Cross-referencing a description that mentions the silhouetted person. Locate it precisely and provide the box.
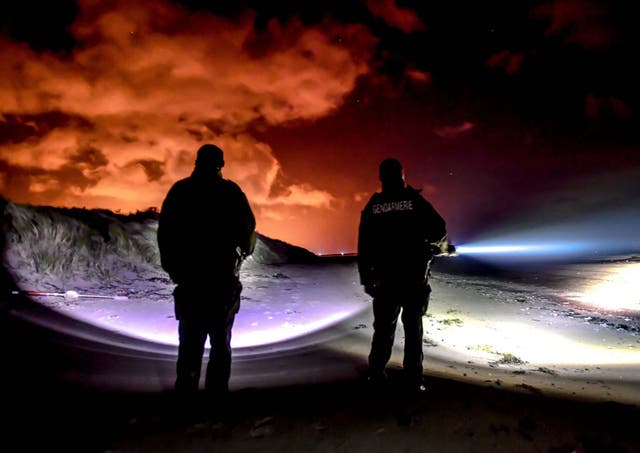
[158,144,256,401]
[358,158,449,393]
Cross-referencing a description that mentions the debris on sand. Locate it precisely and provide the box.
[492,353,527,366]
[250,416,275,438]
[516,383,543,395]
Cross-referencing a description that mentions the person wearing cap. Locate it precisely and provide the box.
[158,144,256,403]
[357,158,449,394]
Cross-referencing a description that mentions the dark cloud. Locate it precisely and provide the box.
[486,50,525,75]
[531,0,616,50]
[0,111,93,145]
[0,159,32,199]
[585,94,632,120]
[133,159,166,182]
[70,145,109,169]
[54,163,102,191]
[0,158,102,206]
[0,117,37,145]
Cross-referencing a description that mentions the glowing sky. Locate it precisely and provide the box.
[1,1,638,253]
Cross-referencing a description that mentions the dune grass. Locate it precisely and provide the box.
[2,202,163,289]
[1,200,313,292]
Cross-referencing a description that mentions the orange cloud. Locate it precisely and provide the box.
[0,0,377,228]
[406,69,432,83]
[365,0,426,33]
[262,184,335,208]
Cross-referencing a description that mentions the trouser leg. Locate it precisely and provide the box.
[368,293,401,376]
[204,311,237,394]
[176,319,208,393]
[400,284,431,386]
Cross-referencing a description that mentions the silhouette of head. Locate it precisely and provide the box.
[195,144,225,170]
[379,158,405,191]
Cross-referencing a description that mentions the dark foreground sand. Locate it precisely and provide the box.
[3,369,638,453]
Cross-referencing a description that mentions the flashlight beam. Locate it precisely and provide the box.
[456,242,587,256]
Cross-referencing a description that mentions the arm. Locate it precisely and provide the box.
[357,205,379,295]
[157,185,184,283]
[417,196,451,255]
[236,188,256,258]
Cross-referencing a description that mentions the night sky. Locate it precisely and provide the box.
[1,0,638,253]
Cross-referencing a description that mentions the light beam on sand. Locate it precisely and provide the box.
[569,262,640,311]
[426,318,640,366]
[230,310,356,348]
[112,308,360,349]
[18,291,365,351]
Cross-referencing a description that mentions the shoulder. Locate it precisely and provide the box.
[367,192,383,203]
[221,178,241,191]
[221,178,248,197]
[164,177,192,199]
[363,192,383,210]
[406,186,432,205]
[405,185,423,198]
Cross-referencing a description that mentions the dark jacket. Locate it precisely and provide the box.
[358,185,446,286]
[157,170,256,285]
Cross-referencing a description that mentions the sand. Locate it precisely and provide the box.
[2,257,639,452]
[2,368,637,452]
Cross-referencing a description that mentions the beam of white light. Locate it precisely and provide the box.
[456,244,544,254]
[456,242,586,256]
[569,263,640,311]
